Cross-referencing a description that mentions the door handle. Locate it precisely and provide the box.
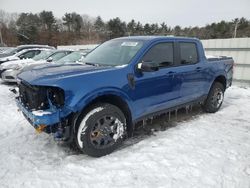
[166,71,176,78]
[167,71,176,74]
[196,67,202,72]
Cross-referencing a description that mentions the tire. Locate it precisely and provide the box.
[75,103,126,157]
[203,82,225,113]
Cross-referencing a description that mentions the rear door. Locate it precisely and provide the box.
[132,41,182,118]
[177,42,208,102]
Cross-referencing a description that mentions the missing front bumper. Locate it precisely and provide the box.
[15,93,75,142]
[16,98,60,128]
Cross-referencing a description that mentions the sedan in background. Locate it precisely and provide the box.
[0,48,51,64]
[55,50,89,64]
[18,50,90,78]
[0,44,55,58]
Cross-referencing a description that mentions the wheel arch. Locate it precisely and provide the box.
[213,75,227,90]
[74,92,134,137]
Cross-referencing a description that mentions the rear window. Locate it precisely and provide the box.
[180,43,198,64]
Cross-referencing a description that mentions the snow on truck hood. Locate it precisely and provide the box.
[17,63,115,85]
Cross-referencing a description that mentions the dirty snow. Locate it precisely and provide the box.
[0,83,250,188]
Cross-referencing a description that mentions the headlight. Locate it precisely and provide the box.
[47,87,65,108]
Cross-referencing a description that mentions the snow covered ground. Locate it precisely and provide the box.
[0,83,250,188]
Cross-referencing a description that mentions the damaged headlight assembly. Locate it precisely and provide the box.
[47,87,65,108]
[16,81,65,111]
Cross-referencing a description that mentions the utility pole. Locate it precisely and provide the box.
[0,22,3,45]
[233,20,240,38]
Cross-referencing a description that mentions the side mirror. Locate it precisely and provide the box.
[137,62,159,72]
[47,57,53,62]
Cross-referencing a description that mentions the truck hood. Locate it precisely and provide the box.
[17,63,117,86]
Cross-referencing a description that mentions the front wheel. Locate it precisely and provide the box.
[203,82,225,113]
[75,103,126,157]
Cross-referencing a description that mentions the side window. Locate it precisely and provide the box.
[20,50,39,59]
[180,43,198,64]
[142,43,174,68]
[50,52,68,61]
[34,50,41,56]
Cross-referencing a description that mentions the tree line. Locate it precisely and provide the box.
[0,9,250,47]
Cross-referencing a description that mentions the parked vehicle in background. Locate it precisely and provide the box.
[0,47,15,54]
[0,48,52,64]
[19,50,90,76]
[30,49,72,63]
[15,36,234,157]
[0,50,72,83]
[0,45,55,58]
[21,50,89,73]
[54,50,89,64]
[15,50,88,76]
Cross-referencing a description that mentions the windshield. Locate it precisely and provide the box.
[33,50,54,61]
[0,48,16,54]
[49,51,71,61]
[57,51,83,63]
[83,39,144,66]
[1,48,17,55]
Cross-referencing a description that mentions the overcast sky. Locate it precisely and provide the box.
[1,0,250,27]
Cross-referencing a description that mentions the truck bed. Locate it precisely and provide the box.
[206,55,233,62]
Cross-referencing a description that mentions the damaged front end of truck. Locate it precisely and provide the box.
[14,80,75,141]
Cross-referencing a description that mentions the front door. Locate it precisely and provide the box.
[130,42,182,119]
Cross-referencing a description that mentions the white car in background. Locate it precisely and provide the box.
[0,48,50,64]
[0,44,54,58]
[0,50,72,83]
[17,50,90,77]
[0,47,15,54]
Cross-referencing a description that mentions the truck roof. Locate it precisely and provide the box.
[114,36,200,42]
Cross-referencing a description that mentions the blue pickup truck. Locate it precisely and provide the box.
[15,36,234,157]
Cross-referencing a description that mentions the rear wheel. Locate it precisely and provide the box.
[203,82,225,113]
[75,103,126,157]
